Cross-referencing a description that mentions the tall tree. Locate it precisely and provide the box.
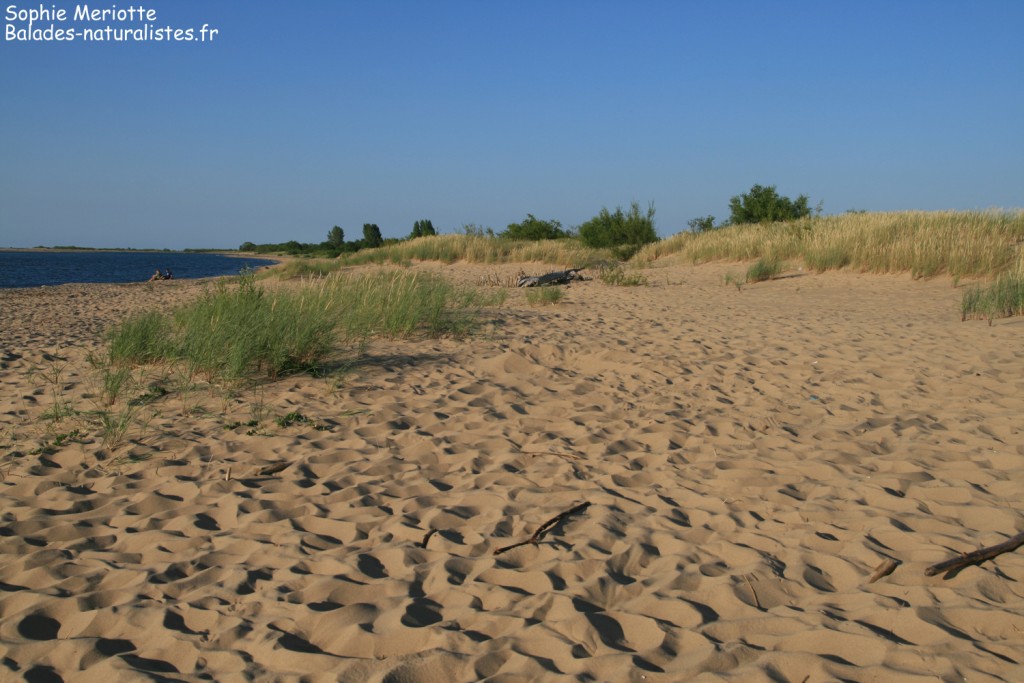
[363,223,383,248]
[410,219,436,238]
[327,225,344,247]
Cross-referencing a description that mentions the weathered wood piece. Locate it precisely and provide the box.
[867,558,901,583]
[516,268,585,288]
[257,461,291,476]
[925,531,1024,577]
[493,502,591,556]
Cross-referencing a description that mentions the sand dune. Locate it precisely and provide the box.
[1,262,1022,682]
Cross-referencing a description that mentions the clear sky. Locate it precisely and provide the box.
[1,0,1021,249]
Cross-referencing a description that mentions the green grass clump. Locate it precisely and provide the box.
[105,269,502,383]
[107,311,171,365]
[598,265,649,286]
[331,268,504,340]
[961,269,1024,322]
[745,257,784,283]
[723,272,744,291]
[525,287,565,305]
[105,274,319,380]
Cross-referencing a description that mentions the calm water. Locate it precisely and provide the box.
[0,251,278,289]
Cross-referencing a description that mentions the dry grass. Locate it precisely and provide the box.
[335,235,613,268]
[635,210,1024,280]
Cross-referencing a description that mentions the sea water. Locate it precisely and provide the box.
[0,251,278,289]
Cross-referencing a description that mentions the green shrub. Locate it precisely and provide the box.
[729,184,811,225]
[578,201,658,253]
[687,215,717,233]
[500,214,569,241]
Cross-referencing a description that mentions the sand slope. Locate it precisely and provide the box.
[1,263,1022,682]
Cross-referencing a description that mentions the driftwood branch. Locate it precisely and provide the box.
[516,268,586,288]
[257,461,291,477]
[925,531,1024,577]
[742,573,761,609]
[493,502,591,556]
[523,450,583,461]
[867,558,901,583]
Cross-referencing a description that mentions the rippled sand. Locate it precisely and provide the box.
[1,262,1022,682]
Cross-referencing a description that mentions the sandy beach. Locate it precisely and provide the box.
[1,261,1022,682]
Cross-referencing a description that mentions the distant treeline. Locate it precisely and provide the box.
[239,205,661,261]
[237,186,820,259]
[240,221,435,258]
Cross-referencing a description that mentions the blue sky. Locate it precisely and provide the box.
[1,0,1021,249]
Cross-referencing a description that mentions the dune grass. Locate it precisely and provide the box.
[106,269,504,382]
[331,268,505,340]
[745,257,785,283]
[272,259,348,279]
[597,264,649,286]
[634,210,1024,280]
[260,236,612,282]
[525,287,565,305]
[961,266,1024,322]
[334,234,614,268]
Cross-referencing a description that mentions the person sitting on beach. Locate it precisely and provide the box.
[164,269,173,280]
[148,269,164,281]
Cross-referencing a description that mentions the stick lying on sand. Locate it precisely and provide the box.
[493,502,591,556]
[925,531,1024,577]
[867,557,901,583]
[257,461,291,477]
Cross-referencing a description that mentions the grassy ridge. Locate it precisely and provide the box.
[270,235,614,274]
[263,210,1022,321]
[635,210,1024,279]
[343,234,614,266]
